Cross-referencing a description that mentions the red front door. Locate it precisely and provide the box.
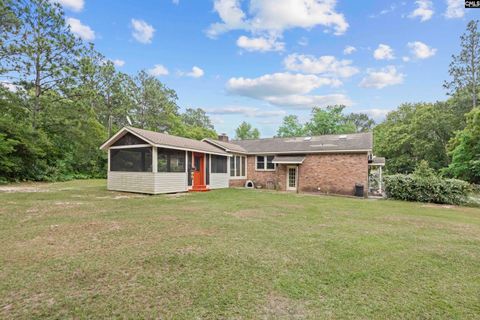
[193,153,205,186]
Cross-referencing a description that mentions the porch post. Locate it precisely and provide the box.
[107,149,110,172]
[379,166,383,194]
[152,146,158,173]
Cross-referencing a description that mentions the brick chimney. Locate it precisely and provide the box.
[218,133,229,142]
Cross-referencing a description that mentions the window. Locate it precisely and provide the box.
[211,155,227,173]
[158,148,185,172]
[110,147,152,172]
[256,155,275,171]
[230,155,246,178]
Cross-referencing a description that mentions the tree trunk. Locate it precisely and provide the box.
[33,53,41,129]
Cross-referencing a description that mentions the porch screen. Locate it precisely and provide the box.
[158,148,186,172]
[110,147,152,172]
[211,155,228,173]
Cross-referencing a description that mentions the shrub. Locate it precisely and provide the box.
[384,174,471,205]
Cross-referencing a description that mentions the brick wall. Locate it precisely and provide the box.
[229,153,368,196]
[298,153,368,196]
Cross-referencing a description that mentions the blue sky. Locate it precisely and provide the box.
[60,0,478,137]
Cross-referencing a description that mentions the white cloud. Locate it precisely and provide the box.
[264,94,353,108]
[402,56,410,62]
[226,72,350,108]
[1,81,21,92]
[54,0,84,12]
[206,0,348,39]
[369,4,397,18]
[148,64,169,76]
[409,0,434,22]
[359,66,404,89]
[283,54,359,78]
[373,44,395,60]
[131,19,155,44]
[343,45,356,55]
[186,66,205,78]
[227,72,341,99]
[66,18,95,41]
[172,0,180,4]
[236,35,285,52]
[112,59,125,67]
[207,106,286,117]
[408,41,437,59]
[445,0,464,19]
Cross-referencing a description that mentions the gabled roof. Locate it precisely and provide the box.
[230,132,373,154]
[202,138,248,154]
[100,127,228,155]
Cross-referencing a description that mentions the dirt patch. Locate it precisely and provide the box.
[0,186,49,193]
[262,292,309,319]
[176,245,203,255]
[227,209,259,219]
[421,204,455,209]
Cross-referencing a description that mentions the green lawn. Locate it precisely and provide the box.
[1,180,479,319]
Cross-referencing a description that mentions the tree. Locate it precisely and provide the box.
[343,113,375,132]
[1,0,84,128]
[130,70,180,133]
[445,107,480,183]
[182,108,214,130]
[305,105,356,135]
[444,20,480,109]
[277,115,305,137]
[374,102,456,173]
[235,121,260,140]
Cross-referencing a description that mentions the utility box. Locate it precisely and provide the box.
[355,183,364,197]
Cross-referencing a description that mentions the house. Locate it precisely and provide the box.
[100,126,376,196]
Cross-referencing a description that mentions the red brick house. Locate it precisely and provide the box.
[203,132,373,196]
[101,127,378,196]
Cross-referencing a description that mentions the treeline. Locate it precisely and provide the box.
[0,0,216,182]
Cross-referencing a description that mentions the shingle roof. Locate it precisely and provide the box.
[202,138,248,154]
[230,132,372,154]
[103,127,228,155]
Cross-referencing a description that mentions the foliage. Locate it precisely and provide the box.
[306,105,356,135]
[444,20,480,109]
[235,121,260,140]
[413,160,437,178]
[0,0,218,182]
[374,102,456,173]
[445,107,480,183]
[344,112,375,132]
[384,174,471,205]
[277,115,306,137]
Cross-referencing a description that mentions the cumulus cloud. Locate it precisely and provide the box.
[206,0,348,39]
[54,0,84,12]
[445,0,464,19]
[185,66,205,78]
[131,19,155,44]
[283,54,359,78]
[359,108,391,121]
[226,72,351,108]
[236,35,285,52]
[148,64,169,76]
[343,45,356,55]
[408,41,437,59]
[373,44,395,60]
[359,66,404,89]
[206,106,286,117]
[66,18,95,41]
[227,72,341,99]
[409,0,434,22]
[112,59,125,67]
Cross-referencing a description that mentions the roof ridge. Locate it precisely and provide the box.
[231,131,372,143]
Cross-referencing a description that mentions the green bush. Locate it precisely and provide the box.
[384,174,471,205]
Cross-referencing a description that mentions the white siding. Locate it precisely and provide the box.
[108,171,188,194]
[210,173,229,189]
[108,172,155,194]
[154,172,187,193]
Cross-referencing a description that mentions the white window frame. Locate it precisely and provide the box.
[255,155,276,172]
[230,154,247,179]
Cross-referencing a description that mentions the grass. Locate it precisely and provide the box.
[0,180,479,319]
